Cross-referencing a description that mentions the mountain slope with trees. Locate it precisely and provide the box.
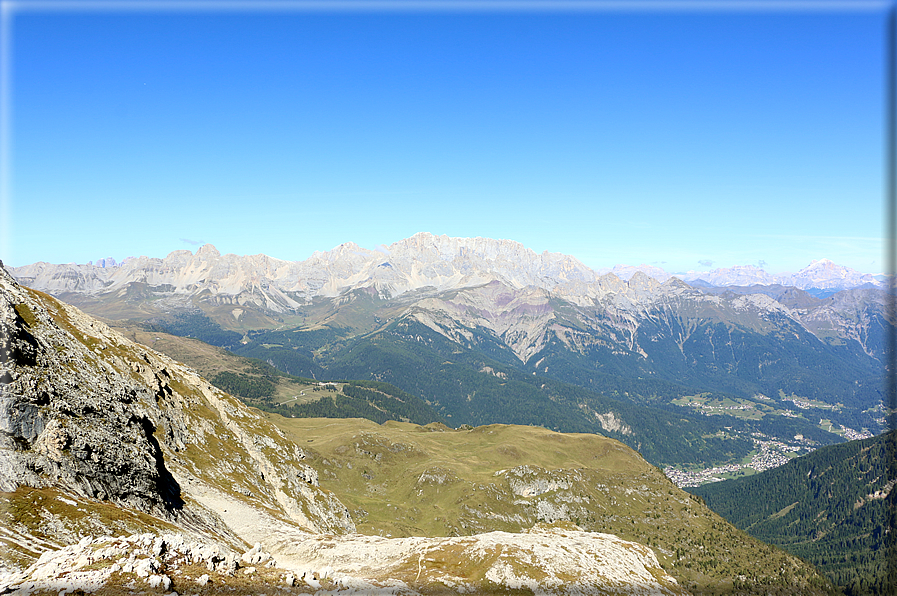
[689,431,896,596]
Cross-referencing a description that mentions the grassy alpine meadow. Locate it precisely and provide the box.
[266,414,838,596]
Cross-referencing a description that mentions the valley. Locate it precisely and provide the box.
[664,433,811,487]
[59,234,885,480]
[116,321,856,489]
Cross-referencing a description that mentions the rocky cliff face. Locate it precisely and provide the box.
[0,261,354,573]
[0,266,186,513]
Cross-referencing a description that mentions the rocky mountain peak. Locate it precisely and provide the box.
[195,243,220,258]
[660,276,690,290]
[626,271,661,292]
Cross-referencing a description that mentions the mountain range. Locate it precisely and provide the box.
[9,234,892,473]
[11,234,884,309]
[0,261,840,595]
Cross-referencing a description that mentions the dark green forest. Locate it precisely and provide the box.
[181,310,846,468]
[145,310,243,349]
[246,381,443,427]
[690,431,896,596]
[205,356,445,427]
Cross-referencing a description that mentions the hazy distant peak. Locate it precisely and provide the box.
[801,258,843,274]
[196,243,220,257]
[389,233,532,260]
[91,257,119,268]
[626,270,661,290]
[599,264,672,283]
[309,241,377,263]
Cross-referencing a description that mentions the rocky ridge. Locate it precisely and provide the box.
[0,262,354,572]
[10,233,882,312]
[1,527,690,596]
[271,525,687,596]
[10,234,612,311]
[399,271,890,367]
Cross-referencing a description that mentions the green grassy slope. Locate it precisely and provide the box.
[268,414,839,596]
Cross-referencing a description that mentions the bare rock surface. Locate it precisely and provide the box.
[270,524,688,595]
[0,261,354,573]
[0,532,271,595]
[1,527,689,596]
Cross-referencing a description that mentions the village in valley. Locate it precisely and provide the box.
[664,427,873,488]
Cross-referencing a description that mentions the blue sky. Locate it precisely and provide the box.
[1,0,890,274]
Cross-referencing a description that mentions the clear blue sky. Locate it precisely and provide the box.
[2,1,889,274]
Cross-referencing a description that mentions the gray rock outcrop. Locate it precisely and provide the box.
[0,264,181,514]
[0,261,354,572]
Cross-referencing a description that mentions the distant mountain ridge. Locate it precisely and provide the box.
[10,234,890,370]
[679,259,882,294]
[12,235,605,306]
[12,234,882,309]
